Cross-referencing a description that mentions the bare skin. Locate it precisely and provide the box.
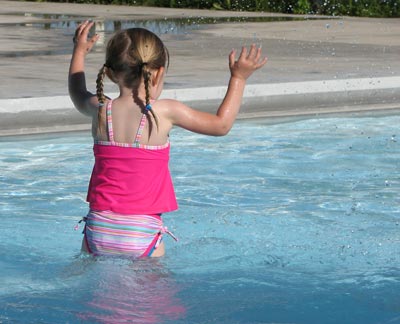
[69,21,267,257]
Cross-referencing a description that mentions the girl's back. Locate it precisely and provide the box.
[95,98,171,147]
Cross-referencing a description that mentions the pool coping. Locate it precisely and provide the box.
[1,76,399,136]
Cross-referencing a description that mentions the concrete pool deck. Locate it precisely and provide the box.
[0,0,399,135]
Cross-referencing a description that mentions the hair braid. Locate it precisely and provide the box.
[142,66,158,137]
[96,65,107,136]
[143,68,151,108]
[102,28,167,139]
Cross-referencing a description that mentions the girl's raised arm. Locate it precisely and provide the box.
[167,45,267,136]
[68,21,100,117]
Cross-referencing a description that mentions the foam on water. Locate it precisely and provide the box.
[0,115,399,323]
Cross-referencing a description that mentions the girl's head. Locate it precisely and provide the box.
[96,28,169,134]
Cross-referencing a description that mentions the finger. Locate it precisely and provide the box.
[254,46,262,62]
[73,22,86,43]
[247,44,257,59]
[238,46,247,61]
[229,49,236,68]
[255,56,268,69]
[75,20,89,36]
[74,21,93,45]
[81,21,94,38]
[76,20,93,41]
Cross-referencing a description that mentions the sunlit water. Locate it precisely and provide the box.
[0,115,399,324]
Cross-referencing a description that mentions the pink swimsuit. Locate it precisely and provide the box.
[83,100,178,258]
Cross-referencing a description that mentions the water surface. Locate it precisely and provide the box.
[0,115,399,323]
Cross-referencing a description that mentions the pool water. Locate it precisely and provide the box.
[0,115,399,324]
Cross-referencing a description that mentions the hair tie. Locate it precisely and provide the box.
[145,103,152,111]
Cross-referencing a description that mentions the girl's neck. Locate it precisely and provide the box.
[116,88,148,110]
[118,88,143,101]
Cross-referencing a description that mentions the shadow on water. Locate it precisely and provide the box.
[0,11,334,58]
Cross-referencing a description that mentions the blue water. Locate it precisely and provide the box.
[1,115,399,324]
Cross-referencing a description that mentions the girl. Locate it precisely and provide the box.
[69,21,267,258]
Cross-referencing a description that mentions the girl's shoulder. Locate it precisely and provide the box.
[151,98,178,114]
[152,98,177,106]
[152,98,188,111]
[151,98,190,127]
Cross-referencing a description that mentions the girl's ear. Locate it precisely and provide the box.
[152,67,165,87]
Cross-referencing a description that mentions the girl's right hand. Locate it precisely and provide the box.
[229,44,267,81]
[73,21,99,55]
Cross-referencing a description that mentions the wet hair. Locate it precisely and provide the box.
[96,28,169,137]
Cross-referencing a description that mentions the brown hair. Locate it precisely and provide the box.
[96,28,169,137]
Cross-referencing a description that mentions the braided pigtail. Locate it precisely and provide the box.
[103,28,167,138]
[96,64,107,136]
[142,65,159,137]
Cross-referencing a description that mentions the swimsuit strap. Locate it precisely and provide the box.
[134,114,148,146]
[106,100,114,142]
[106,100,155,146]
[134,100,155,146]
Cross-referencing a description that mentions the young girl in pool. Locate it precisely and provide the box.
[69,20,267,258]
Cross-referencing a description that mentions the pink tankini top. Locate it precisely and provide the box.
[86,100,178,215]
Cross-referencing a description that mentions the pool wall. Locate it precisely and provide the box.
[1,76,399,136]
[1,1,400,135]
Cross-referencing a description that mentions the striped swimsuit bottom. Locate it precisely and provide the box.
[83,210,177,258]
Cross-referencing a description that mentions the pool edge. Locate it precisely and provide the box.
[1,77,399,136]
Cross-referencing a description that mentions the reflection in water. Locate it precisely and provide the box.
[0,13,333,58]
[6,14,329,36]
[77,258,186,324]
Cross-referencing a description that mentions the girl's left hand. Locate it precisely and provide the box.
[229,44,267,81]
[73,20,99,55]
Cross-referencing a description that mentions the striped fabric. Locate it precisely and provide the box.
[94,139,169,150]
[84,210,165,258]
[106,100,114,141]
